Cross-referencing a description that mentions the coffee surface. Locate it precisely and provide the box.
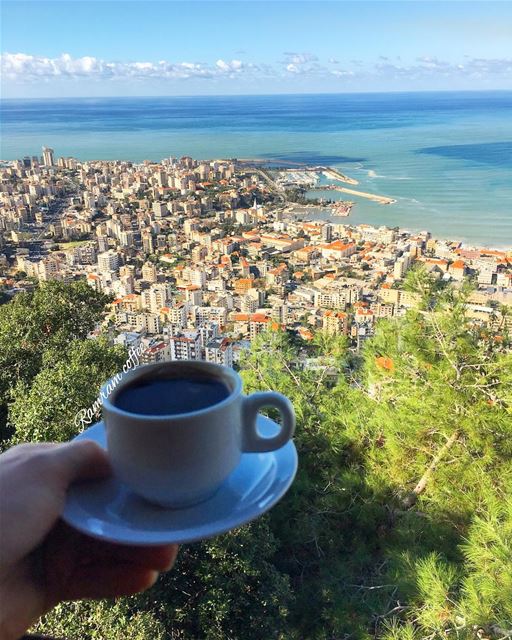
[115,377,231,416]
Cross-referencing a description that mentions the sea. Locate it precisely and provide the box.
[1,92,511,248]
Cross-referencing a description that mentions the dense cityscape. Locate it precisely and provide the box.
[1,148,511,366]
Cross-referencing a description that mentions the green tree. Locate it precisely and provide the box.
[9,338,126,444]
[0,281,113,441]
[33,599,167,640]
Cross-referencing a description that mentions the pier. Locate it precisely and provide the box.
[320,167,359,185]
[312,184,396,205]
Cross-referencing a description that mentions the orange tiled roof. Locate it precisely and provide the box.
[321,241,355,252]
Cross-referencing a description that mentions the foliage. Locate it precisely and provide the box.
[9,338,126,444]
[1,278,510,639]
[0,280,114,442]
[33,599,167,640]
[140,519,293,639]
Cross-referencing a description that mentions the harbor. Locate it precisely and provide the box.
[260,162,397,208]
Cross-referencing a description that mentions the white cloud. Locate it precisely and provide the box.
[283,52,318,65]
[376,56,512,79]
[1,51,510,87]
[280,51,350,79]
[280,51,324,76]
[331,69,354,78]
[286,63,301,74]
[215,59,243,72]
[0,52,257,82]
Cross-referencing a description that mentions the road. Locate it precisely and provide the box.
[31,175,81,241]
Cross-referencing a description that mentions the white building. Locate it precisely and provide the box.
[205,337,233,368]
[97,250,120,274]
[189,268,207,288]
[169,331,202,361]
[135,313,162,335]
[42,147,55,167]
[152,201,167,218]
[393,254,411,279]
[141,341,170,364]
[142,262,157,283]
[191,306,224,327]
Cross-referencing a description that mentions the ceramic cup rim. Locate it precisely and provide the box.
[101,361,242,422]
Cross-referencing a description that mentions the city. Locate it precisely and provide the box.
[1,147,511,370]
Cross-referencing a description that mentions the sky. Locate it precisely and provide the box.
[1,0,512,98]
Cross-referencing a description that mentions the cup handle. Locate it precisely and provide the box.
[241,392,295,453]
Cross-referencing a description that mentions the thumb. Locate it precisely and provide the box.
[52,439,112,486]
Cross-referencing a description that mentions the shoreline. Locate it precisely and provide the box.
[295,208,512,252]
[2,154,509,253]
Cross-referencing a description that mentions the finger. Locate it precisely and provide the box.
[79,541,179,572]
[46,524,179,591]
[62,564,160,601]
[54,523,179,571]
[131,544,179,572]
[51,440,111,485]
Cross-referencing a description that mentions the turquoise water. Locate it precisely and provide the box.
[1,92,511,247]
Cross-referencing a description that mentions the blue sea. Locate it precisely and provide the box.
[1,92,511,248]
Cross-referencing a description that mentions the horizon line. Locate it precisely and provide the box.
[2,88,512,101]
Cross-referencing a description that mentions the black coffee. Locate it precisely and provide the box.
[115,377,231,416]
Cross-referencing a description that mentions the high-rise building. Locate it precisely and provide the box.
[136,313,162,335]
[142,262,157,283]
[393,255,411,279]
[142,231,155,254]
[142,284,171,313]
[205,337,233,368]
[323,310,348,336]
[97,250,120,274]
[322,223,333,242]
[169,331,201,361]
[42,147,55,167]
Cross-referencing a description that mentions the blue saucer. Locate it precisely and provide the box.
[62,417,298,545]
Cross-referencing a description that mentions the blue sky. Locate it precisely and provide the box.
[1,0,512,97]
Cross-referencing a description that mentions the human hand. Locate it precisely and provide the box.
[0,441,178,640]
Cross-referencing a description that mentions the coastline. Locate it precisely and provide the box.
[2,88,511,246]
